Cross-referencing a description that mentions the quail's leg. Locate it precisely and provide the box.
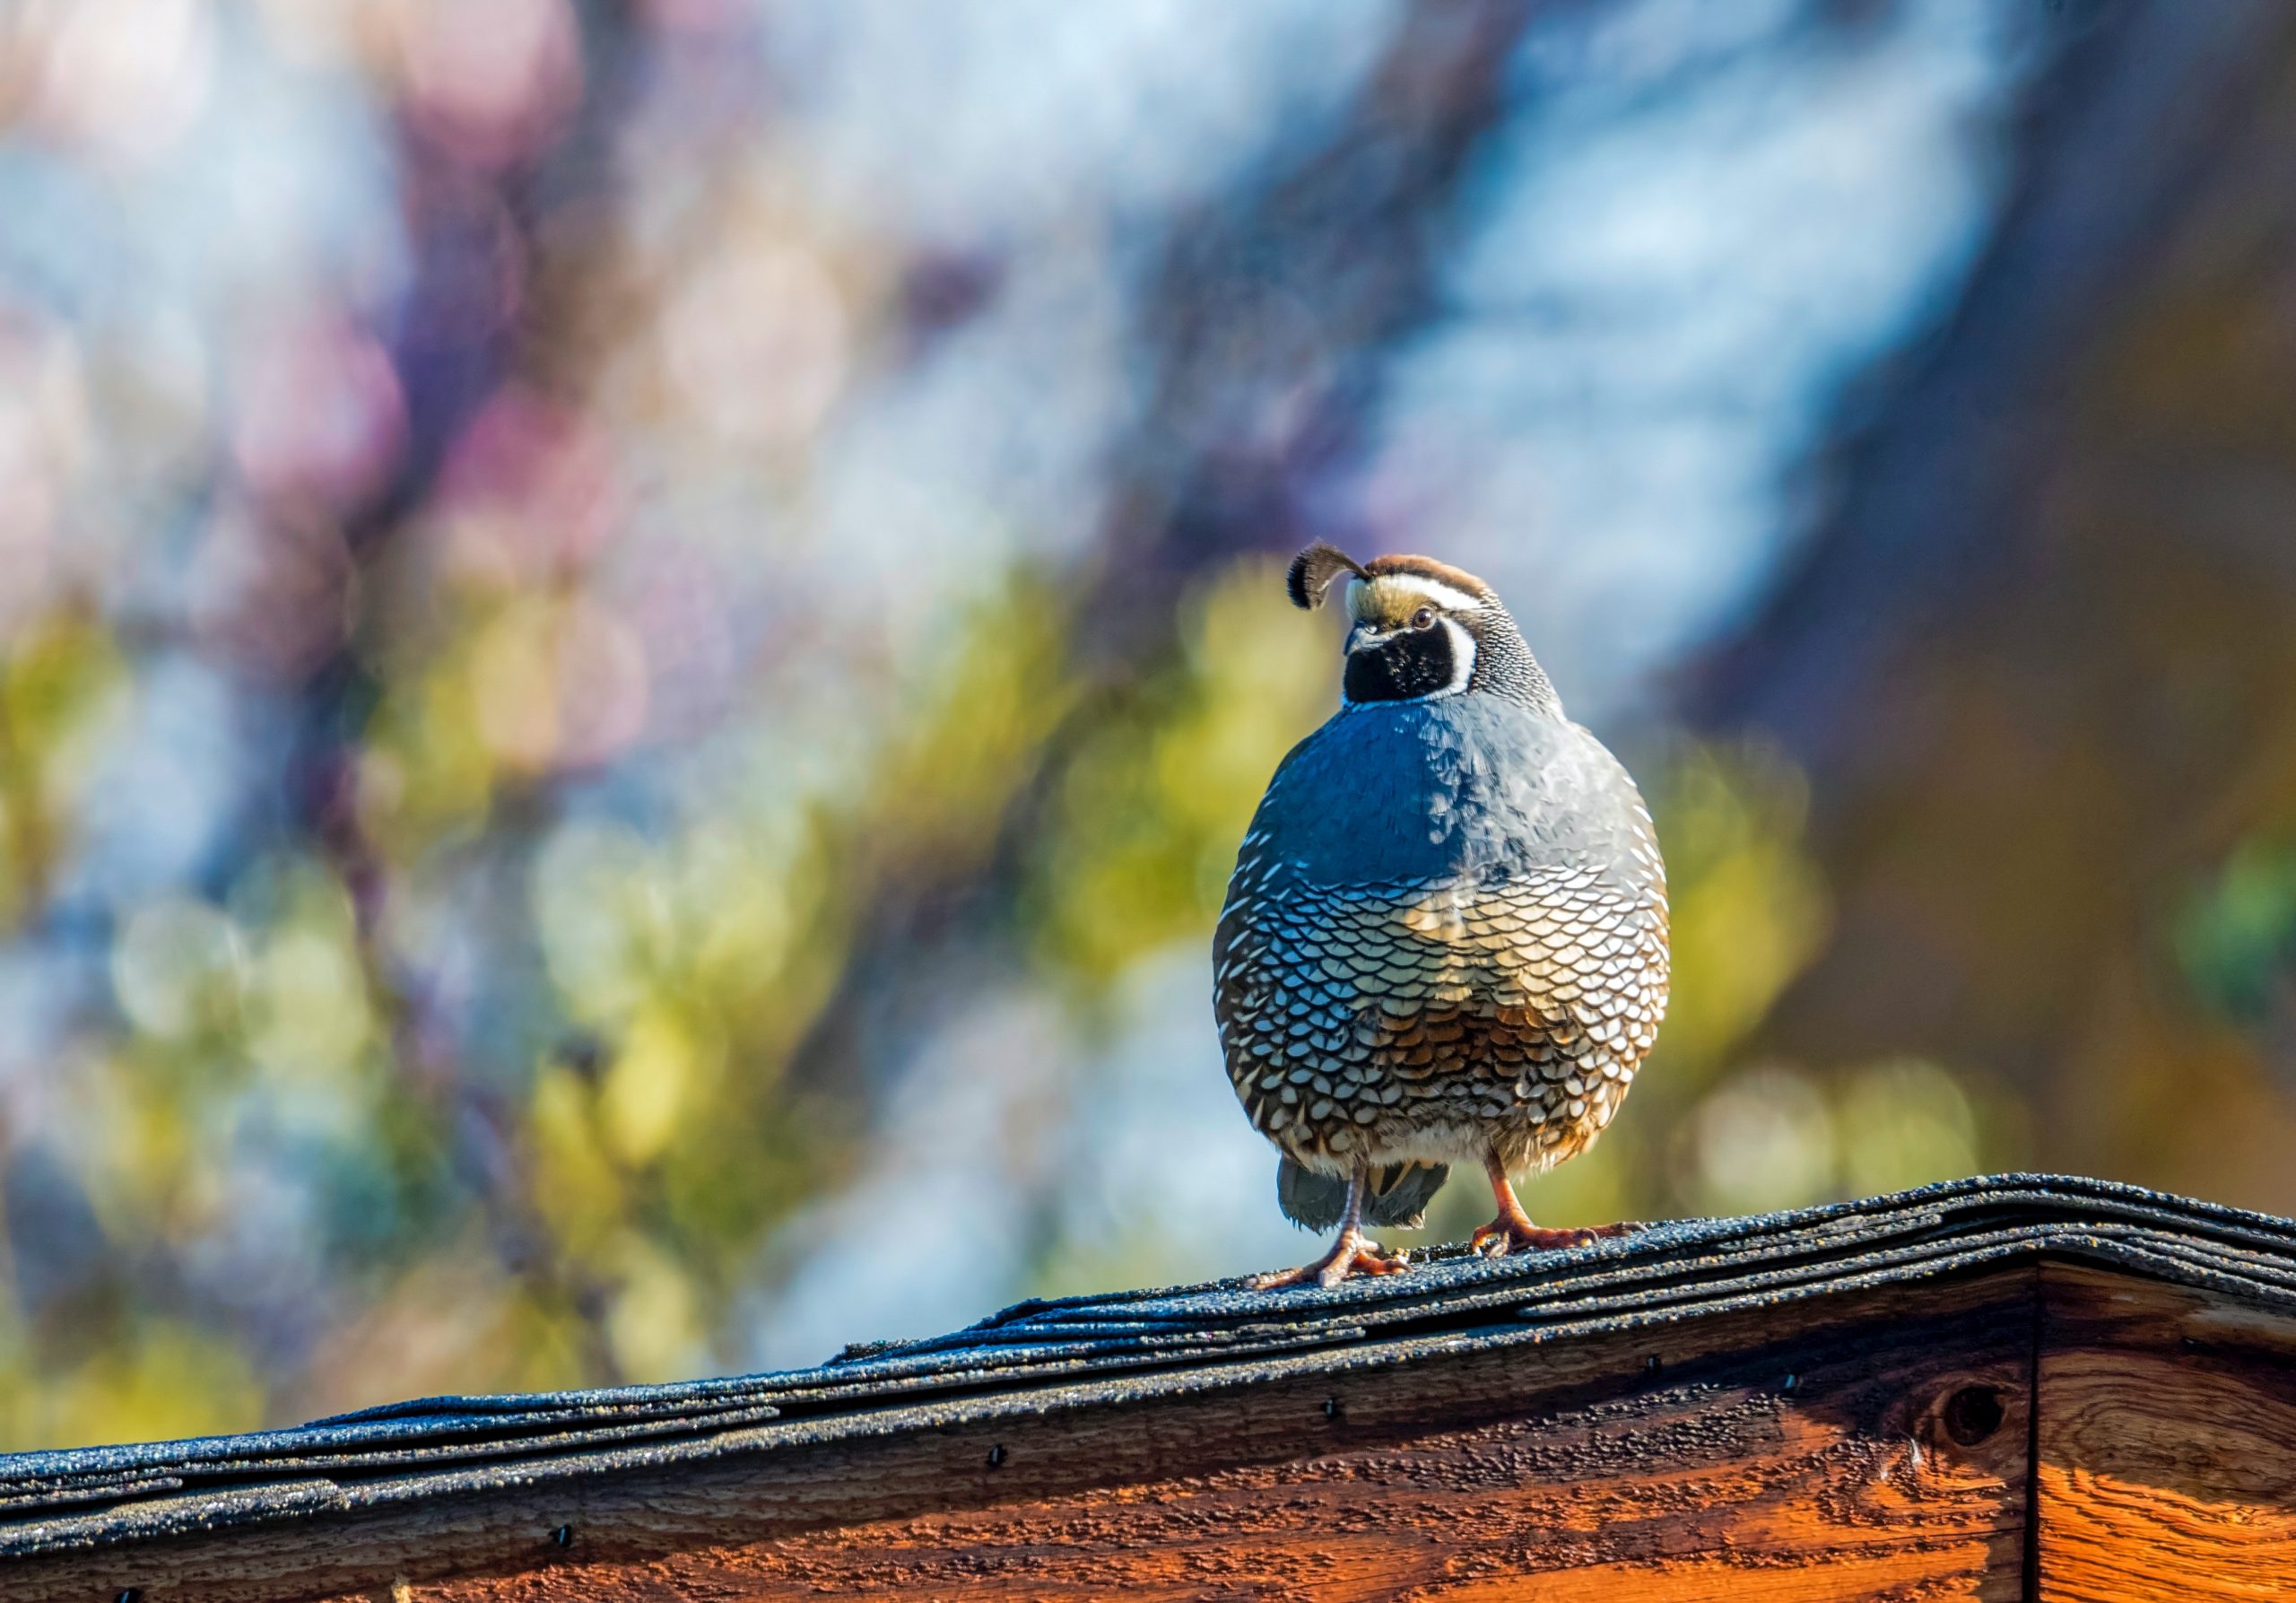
[1470,1151,1637,1256]
[1248,1162,1410,1289]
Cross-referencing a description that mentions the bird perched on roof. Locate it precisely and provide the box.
[1214,544,1669,1287]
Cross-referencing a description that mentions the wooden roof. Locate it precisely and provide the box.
[6,1174,2296,1599]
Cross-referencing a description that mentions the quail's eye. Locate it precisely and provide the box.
[1411,606,1437,631]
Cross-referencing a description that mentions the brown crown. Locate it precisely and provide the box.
[1360,553,1497,601]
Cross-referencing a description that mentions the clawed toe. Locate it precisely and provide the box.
[1318,1241,1409,1287]
[1470,1216,1637,1258]
[1249,1234,1410,1290]
[1473,1222,1589,1255]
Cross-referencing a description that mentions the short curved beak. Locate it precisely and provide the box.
[1345,622,1384,654]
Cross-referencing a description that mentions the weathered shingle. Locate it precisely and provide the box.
[3,1172,2293,1564]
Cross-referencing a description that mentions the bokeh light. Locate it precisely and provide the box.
[3,0,2285,1453]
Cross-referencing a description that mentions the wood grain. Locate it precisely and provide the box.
[7,1268,2030,1603]
[439,1309,2031,1603]
[2034,1260,2296,1602]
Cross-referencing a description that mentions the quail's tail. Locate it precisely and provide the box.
[1276,1157,1450,1232]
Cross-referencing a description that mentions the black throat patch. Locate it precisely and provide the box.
[1344,625,1459,703]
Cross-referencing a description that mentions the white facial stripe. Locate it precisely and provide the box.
[1380,573,1485,613]
[1344,571,1485,623]
[1436,615,1477,694]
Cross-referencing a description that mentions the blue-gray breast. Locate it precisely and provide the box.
[1213,544,1669,1287]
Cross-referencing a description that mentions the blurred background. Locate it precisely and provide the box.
[0,0,2291,1451]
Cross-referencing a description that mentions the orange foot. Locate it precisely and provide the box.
[1470,1209,1639,1258]
[1249,1232,1410,1290]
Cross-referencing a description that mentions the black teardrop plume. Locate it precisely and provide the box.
[1287,542,1367,610]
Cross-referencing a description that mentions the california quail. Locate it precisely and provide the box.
[1214,544,1669,1287]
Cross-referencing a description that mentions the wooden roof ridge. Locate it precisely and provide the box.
[4,1172,2295,1569]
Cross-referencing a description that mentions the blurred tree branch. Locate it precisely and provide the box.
[1690,0,2296,1197]
[1696,0,2295,759]
[273,1,659,1392]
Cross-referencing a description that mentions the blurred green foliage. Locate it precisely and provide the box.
[1030,560,1330,985]
[2177,841,2296,1028]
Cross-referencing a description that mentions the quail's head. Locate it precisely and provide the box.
[1286,541,1557,711]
